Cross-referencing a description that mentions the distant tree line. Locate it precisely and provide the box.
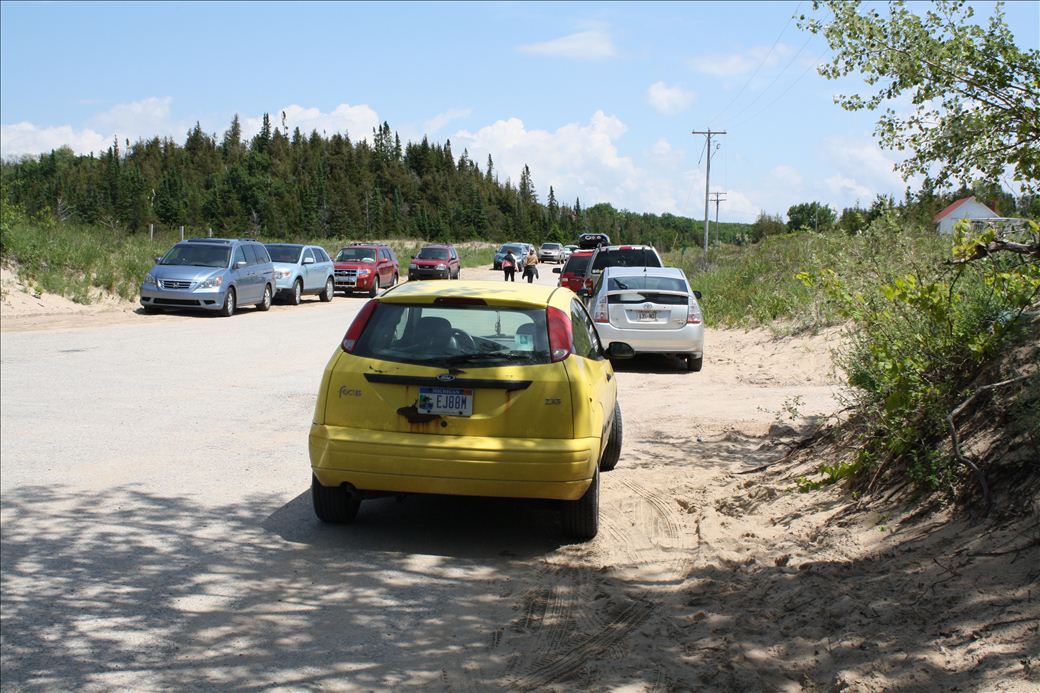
[0,116,750,251]
[746,180,1039,243]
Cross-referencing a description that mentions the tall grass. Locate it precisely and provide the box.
[664,227,951,331]
[1,206,162,302]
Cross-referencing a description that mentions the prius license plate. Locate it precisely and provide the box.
[418,387,473,416]
[636,310,657,321]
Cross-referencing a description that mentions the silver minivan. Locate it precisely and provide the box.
[140,238,275,317]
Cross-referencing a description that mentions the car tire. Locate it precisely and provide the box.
[392,272,399,287]
[142,305,161,315]
[686,355,703,372]
[561,467,599,540]
[599,402,623,472]
[219,288,236,318]
[257,284,272,311]
[369,276,380,298]
[290,279,303,306]
[311,475,361,523]
[319,278,334,302]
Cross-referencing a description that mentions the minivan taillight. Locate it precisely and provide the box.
[687,296,702,325]
[547,307,572,362]
[341,299,379,353]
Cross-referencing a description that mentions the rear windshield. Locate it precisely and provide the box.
[353,303,551,367]
[266,245,303,263]
[161,244,230,268]
[605,276,687,305]
[562,254,591,274]
[418,247,451,260]
[591,248,662,272]
[336,247,377,263]
[607,275,686,292]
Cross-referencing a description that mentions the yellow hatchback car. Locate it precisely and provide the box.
[309,280,633,539]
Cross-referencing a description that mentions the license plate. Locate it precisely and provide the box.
[636,310,657,321]
[418,387,473,416]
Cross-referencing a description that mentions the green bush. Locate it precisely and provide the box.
[798,219,1040,492]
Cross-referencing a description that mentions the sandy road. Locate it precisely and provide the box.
[9,265,1030,691]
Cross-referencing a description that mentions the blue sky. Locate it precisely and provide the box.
[2,1,1037,223]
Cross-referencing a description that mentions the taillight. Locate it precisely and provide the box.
[341,299,379,353]
[687,296,702,325]
[546,307,572,362]
[593,295,609,323]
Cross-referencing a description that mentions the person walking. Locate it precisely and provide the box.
[523,248,539,283]
[501,249,517,282]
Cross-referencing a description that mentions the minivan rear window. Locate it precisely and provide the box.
[353,304,551,367]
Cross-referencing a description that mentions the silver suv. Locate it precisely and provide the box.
[140,238,275,317]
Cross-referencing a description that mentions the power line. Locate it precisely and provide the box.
[730,46,829,129]
[708,1,803,127]
[723,32,814,126]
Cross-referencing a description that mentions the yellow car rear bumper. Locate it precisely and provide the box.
[309,424,598,501]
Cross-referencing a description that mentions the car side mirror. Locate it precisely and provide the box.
[604,342,634,359]
[552,267,562,274]
[235,260,247,269]
[302,257,315,265]
[693,290,702,299]
[154,256,162,264]
[576,288,591,298]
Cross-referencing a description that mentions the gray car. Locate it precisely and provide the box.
[140,237,275,317]
[583,266,704,371]
[266,243,336,305]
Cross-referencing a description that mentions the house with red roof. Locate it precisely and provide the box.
[933,196,999,235]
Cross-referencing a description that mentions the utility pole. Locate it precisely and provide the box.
[710,192,726,246]
[692,129,725,254]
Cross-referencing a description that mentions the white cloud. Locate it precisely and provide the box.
[690,43,795,77]
[1,96,186,158]
[423,108,472,136]
[0,122,109,158]
[242,103,380,140]
[90,96,174,135]
[518,29,616,60]
[647,82,695,116]
[769,164,804,188]
[824,175,874,202]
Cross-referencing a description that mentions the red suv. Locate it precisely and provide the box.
[552,249,594,292]
[333,243,399,297]
[407,244,460,281]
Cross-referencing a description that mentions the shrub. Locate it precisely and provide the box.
[798,220,1040,493]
